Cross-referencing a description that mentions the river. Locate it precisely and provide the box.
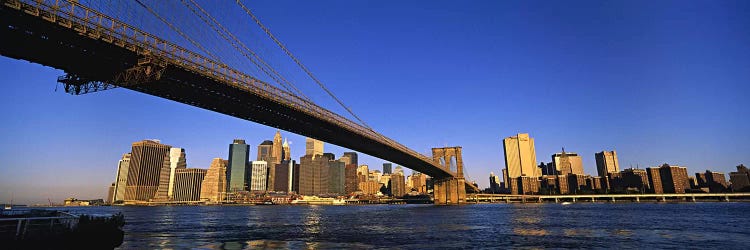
[57,202,749,249]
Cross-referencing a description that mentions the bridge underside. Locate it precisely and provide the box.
[0,5,460,179]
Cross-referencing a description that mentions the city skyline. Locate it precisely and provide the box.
[2,0,750,204]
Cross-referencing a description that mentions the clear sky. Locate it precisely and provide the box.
[1,0,749,205]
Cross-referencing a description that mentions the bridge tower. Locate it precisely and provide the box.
[431,147,467,205]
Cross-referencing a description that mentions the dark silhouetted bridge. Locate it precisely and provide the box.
[0,0,476,203]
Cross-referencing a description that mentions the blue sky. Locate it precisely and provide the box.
[1,0,749,204]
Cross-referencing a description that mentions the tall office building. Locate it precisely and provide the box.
[646,167,663,194]
[503,133,540,178]
[200,158,228,203]
[552,150,584,175]
[391,172,406,197]
[341,152,358,166]
[357,165,370,187]
[394,166,404,175]
[271,131,283,165]
[489,172,501,193]
[383,163,393,174]
[344,163,358,194]
[282,139,291,161]
[172,168,207,201]
[540,162,556,176]
[154,148,187,201]
[359,180,382,195]
[610,168,649,193]
[273,160,296,192]
[328,160,345,195]
[227,139,251,192]
[291,161,301,193]
[257,140,274,162]
[595,151,620,178]
[409,173,428,193]
[305,137,324,157]
[124,139,171,201]
[250,161,268,191]
[106,183,115,205]
[729,164,750,191]
[379,173,392,193]
[299,155,329,195]
[696,170,728,192]
[112,153,131,203]
[258,137,279,190]
[341,152,359,194]
[655,164,689,194]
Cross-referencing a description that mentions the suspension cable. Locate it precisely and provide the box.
[180,0,310,101]
[133,0,219,61]
[235,0,373,130]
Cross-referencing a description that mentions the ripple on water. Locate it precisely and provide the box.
[49,203,750,248]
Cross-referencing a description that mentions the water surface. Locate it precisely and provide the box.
[60,202,750,249]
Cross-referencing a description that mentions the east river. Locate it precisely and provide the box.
[57,202,749,249]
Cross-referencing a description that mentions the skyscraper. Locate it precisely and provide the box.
[394,166,404,175]
[341,152,358,166]
[273,160,295,192]
[595,151,620,178]
[503,133,539,178]
[328,160,345,195]
[282,139,291,161]
[299,155,329,195]
[729,164,750,192]
[106,183,115,205]
[342,152,359,194]
[696,170,728,193]
[258,138,277,190]
[489,172,501,193]
[383,163,392,174]
[172,168,207,202]
[227,139,251,192]
[200,158,228,203]
[112,153,131,203]
[154,148,186,201]
[305,137,323,157]
[391,172,406,197]
[271,131,283,165]
[656,164,690,194]
[344,163,358,194]
[552,150,584,175]
[646,167,663,194]
[250,161,268,191]
[357,165,370,187]
[124,139,171,201]
[257,140,274,162]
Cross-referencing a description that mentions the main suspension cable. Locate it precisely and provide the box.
[235,0,373,130]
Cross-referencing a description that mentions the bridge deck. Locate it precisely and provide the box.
[0,0,463,179]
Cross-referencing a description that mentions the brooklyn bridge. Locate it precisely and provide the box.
[0,0,478,204]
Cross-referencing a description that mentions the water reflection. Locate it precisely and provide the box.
[509,204,548,237]
[51,203,750,249]
[303,206,322,235]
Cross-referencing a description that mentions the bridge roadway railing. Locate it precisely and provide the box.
[5,0,443,173]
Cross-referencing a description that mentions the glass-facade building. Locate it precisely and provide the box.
[227,139,250,192]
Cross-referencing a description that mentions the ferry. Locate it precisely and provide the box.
[290,196,346,205]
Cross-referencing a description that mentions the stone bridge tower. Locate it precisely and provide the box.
[431,147,467,205]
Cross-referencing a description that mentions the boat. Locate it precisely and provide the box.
[291,196,346,205]
[561,202,573,205]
